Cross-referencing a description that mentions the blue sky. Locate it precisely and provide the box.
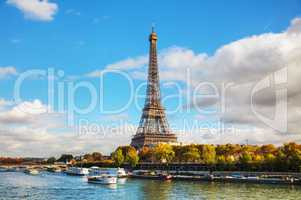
[0,0,301,157]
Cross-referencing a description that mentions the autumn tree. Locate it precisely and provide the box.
[139,146,153,162]
[154,143,175,163]
[83,154,94,162]
[126,147,139,167]
[239,151,252,164]
[91,152,102,161]
[199,144,216,164]
[183,146,200,162]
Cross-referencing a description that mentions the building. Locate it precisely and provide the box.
[130,28,178,149]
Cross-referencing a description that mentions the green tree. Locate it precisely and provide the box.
[154,143,175,163]
[239,151,252,164]
[183,146,200,162]
[112,148,124,167]
[126,147,139,167]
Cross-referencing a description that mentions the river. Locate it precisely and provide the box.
[0,172,300,200]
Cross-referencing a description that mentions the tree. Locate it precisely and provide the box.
[277,142,301,170]
[172,145,185,162]
[216,155,226,164]
[183,146,200,162]
[126,147,139,167]
[112,148,124,167]
[239,151,252,164]
[46,157,56,164]
[57,154,73,163]
[83,154,94,162]
[139,146,153,162]
[154,143,175,163]
[200,144,216,164]
[92,152,102,161]
[258,144,276,155]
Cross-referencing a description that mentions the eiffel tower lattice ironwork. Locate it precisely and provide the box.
[131,28,177,149]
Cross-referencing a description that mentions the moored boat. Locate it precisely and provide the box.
[66,167,89,176]
[87,174,117,185]
[24,168,39,175]
[131,170,172,180]
[117,168,127,178]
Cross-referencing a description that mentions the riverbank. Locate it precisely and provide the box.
[130,170,301,185]
[1,171,300,200]
[2,165,301,185]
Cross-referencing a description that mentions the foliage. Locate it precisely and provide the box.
[182,146,200,162]
[112,148,125,167]
[91,152,102,161]
[126,147,139,167]
[239,151,252,164]
[154,143,175,163]
[199,144,216,164]
[46,157,56,164]
[57,154,73,163]
[139,146,153,162]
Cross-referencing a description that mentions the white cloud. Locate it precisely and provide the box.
[0,99,60,126]
[0,66,18,78]
[87,56,148,77]
[106,56,148,70]
[0,99,135,157]
[287,17,301,34]
[7,0,58,21]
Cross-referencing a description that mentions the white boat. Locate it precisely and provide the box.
[87,174,117,185]
[24,168,39,175]
[117,168,127,178]
[66,167,89,176]
[87,167,118,184]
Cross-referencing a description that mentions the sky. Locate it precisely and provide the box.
[0,0,301,157]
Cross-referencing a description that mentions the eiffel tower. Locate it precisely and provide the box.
[131,28,178,149]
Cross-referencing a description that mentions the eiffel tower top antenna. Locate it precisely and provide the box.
[151,23,155,32]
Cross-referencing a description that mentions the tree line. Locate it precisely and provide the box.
[43,142,301,172]
[110,143,301,172]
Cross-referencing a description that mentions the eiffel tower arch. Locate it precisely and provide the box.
[130,28,178,149]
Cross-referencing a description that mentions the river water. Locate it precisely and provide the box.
[0,172,300,200]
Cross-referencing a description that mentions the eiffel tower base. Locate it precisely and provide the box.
[131,133,178,149]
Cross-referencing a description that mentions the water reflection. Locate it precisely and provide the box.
[118,178,127,185]
[141,180,173,200]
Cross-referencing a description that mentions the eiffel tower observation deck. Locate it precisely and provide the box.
[131,28,178,149]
